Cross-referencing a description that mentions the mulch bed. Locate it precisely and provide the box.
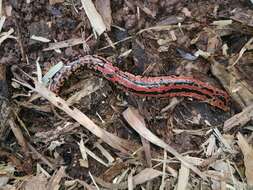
[0,0,253,189]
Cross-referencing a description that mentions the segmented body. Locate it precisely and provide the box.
[50,55,230,111]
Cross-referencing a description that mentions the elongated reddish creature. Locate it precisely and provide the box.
[50,55,230,111]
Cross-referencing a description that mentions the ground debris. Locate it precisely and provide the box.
[0,0,253,189]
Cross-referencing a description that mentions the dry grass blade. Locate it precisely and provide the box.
[237,133,253,186]
[0,16,5,32]
[89,172,100,190]
[176,164,190,190]
[128,170,134,190]
[80,0,106,36]
[98,36,132,51]
[159,150,167,190]
[30,35,51,43]
[43,38,86,51]
[78,140,110,167]
[0,28,15,45]
[95,143,115,164]
[122,107,207,180]
[116,168,130,184]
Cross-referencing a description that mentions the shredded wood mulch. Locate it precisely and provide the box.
[1,0,253,189]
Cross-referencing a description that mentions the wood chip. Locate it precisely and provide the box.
[224,104,253,132]
[80,0,106,36]
[237,133,253,186]
[47,167,66,190]
[8,120,29,153]
[95,168,162,189]
[211,59,253,109]
[176,163,190,190]
[78,138,89,168]
[212,20,233,26]
[31,35,51,43]
[95,0,112,31]
[22,175,48,190]
[43,38,84,51]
